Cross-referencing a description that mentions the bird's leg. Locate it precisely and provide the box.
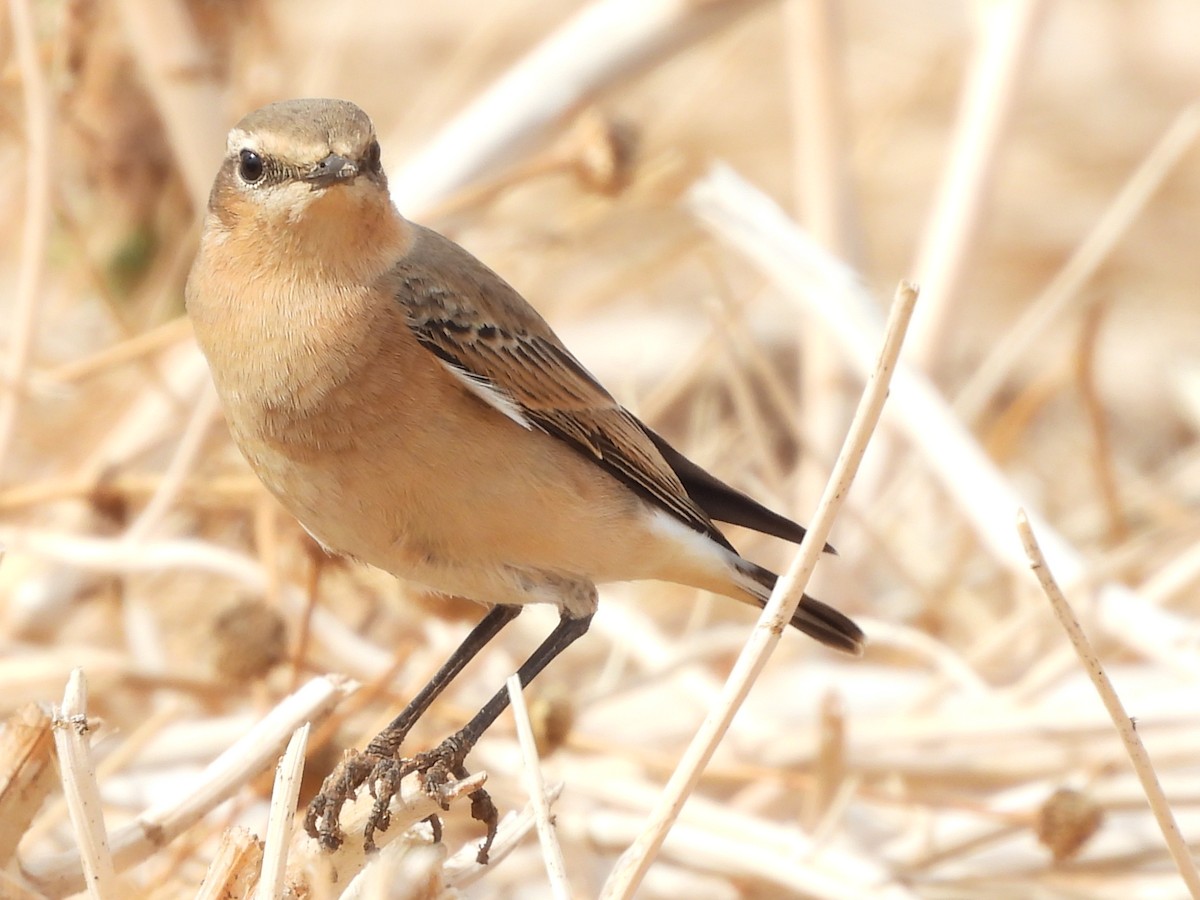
[306,604,521,849]
[363,610,594,860]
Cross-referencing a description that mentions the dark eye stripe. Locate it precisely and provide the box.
[230,150,303,189]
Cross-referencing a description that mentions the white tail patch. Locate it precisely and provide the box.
[644,507,761,601]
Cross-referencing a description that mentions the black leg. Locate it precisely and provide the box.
[306,604,522,847]
[361,610,594,858]
[443,610,593,751]
[366,605,522,757]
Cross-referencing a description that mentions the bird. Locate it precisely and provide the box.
[186,98,864,857]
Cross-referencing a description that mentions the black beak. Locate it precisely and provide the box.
[305,154,358,188]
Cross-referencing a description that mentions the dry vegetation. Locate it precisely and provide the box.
[1,0,1199,897]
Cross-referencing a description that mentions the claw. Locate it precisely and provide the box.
[305,751,382,851]
[466,780,499,863]
[306,731,499,860]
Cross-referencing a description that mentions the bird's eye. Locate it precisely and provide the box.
[366,140,382,172]
[238,149,265,184]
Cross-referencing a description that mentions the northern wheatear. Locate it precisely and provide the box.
[186,98,863,856]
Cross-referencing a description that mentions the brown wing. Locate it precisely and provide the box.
[393,225,734,552]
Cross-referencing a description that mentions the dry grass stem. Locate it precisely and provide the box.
[689,164,1198,671]
[802,690,847,828]
[0,0,53,476]
[123,384,219,544]
[337,842,452,900]
[45,318,193,385]
[23,675,351,896]
[112,0,227,207]
[955,101,1200,422]
[1076,301,1129,543]
[906,0,1044,370]
[604,282,916,897]
[255,724,308,900]
[506,673,570,898]
[389,0,770,214]
[785,0,860,505]
[1017,511,1200,898]
[50,669,118,899]
[54,702,187,835]
[195,828,263,900]
[0,706,56,865]
[785,0,857,255]
[584,793,916,898]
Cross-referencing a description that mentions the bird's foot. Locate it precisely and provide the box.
[305,749,380,851]
[305,732,498,862]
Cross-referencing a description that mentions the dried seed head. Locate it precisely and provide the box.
[567,108,638,196]
[528,685,576,757]
[209,597,288,682]
[1036,787,1104,862]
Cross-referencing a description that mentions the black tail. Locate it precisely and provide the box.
[640,424,835,553]
[742,562,865,655]
[639,421,863,654]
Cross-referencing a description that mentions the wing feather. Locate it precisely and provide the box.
[393,225,734,551]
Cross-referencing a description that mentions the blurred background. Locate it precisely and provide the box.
[2,0,1199,896]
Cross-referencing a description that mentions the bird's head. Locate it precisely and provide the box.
[204,98,398,255]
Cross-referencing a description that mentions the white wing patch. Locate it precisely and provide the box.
[440,360,532,430]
